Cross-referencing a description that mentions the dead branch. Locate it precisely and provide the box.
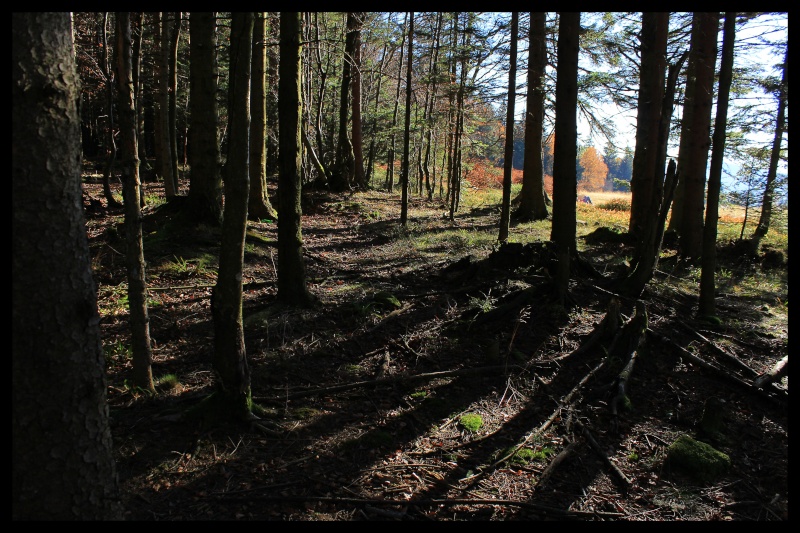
[573,419,631,492]
[253,364,544,402]
[677,320,759,377]
[609,302,648,432]
[210,494,624,519]
[534,437,581,490]
[753,355,788,389]
[571,296,622,357]
[646,329,786,407]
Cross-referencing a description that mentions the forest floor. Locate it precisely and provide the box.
[83,174,788,521]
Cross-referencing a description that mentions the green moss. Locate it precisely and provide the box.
[665,434,730,482]
[459,413,483,433]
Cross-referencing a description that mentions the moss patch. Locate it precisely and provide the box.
[665,434,730,482]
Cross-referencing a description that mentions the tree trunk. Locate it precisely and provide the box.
[331,12,357,192]
[13,12,122,519]
[498,12,518,243]
[350,13,367,189]
[117,12,155,393]
[168,12,182,191]
[513,12,549,222]
[400,12,414,227]
[749,47,787,253]
[101,13,122,208]
[211,11,253,420]
[628,12,667,242]
[669,12,719,261]
[158,12,177,198]
[699,12,736,317]
[188,12,223,226]
[386,13,408,192]
[277,12,315,307]
[550,12,581,303]
[249,12,279,221]
[132,11,147,206]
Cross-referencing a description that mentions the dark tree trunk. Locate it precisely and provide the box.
[400,12,414,227]
[513,12,549,222]
[158,12,177,197]
[699,13,736,317]
[168,12,182,190]
[277,12,315,307]
[132,11,147,206]
[188,12,223,226]
[13,12,122,520]
[749,47,787,253]
[101,13,122,208]
[211,11,253,420]
[117,12,155,392]
[350,13,367,189]
[386,13,408,192]
[669,12,719,261]
[550,12,580,303]
[628,12,667,241]
[498,12,518,243]
[331,12,357,192]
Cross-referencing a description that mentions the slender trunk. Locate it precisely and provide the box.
[400,12,414,226]
[498,12,518,243]
[749,47,787,252]
[116,12,155,392]
[699,12,736,317]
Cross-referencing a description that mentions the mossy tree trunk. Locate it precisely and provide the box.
[211,11,253,420]
[277,12,315,307]
[248,12,278,221]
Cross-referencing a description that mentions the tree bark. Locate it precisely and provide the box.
[188,11,223,226]
[400,12,414,226]
[100,13,122,208]
[117,12,155,393]
[669,13,719,261]
[211,11,253,420]
[513,12,549,222]
[248,12,279,221]
[749,47,787,253]
[158,12,177,198]
[628,13,667,241]
[550,12,580,303]
[13,12,122,519]
[277,12,315,307]
[498,12,518,242]
[699,12,736,317]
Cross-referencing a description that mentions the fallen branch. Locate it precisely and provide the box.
[677,320,758,378]
[646,329,786,407]
[209,494,624,519]
[609,302,648,432]
[753,355,788,389]
[574,419,632,492]
[253,364,543,402]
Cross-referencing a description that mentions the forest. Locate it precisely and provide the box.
[13,12,786,521]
